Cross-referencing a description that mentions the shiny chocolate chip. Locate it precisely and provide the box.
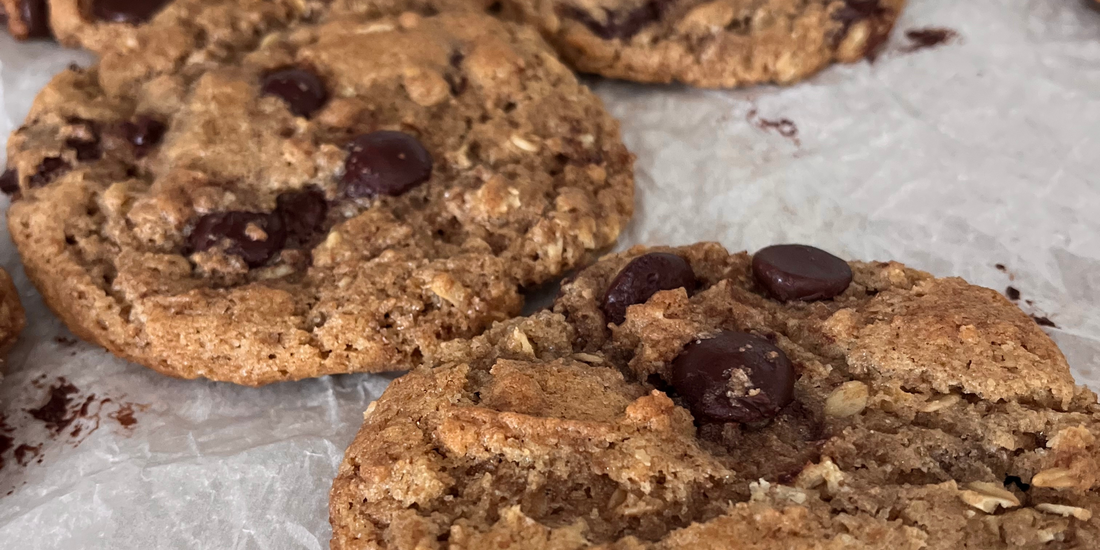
[751,244,852,301]
[92,0,171,24]
[276,187,328,247]
[3,0,51,38]
[0,169,18,195]
[261,68,328,119]
[121,116,167,158]
[558,0,670,40]
[600,252,697,325]
[28,157,70,188]
[188,211,287,267]
[671,331,796,423]
[342,131,433,198]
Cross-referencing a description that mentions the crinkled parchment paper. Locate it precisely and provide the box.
[1,0,1099,547]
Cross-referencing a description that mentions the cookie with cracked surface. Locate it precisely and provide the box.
[494,0,907,87]
[329,243,1100,549]
[3,11,633,385]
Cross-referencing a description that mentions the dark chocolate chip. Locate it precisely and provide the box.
[28,157,70,188]
[275,187,328,247]
[752,244,852,301]
[600,252,697,325]
[671,331,796,423]
[121,116,167,158]
[558,0,670,40]
[65,138,101,161]
[1005,286,1020,301]
[92,0,171,24]
[0,169,18,195]
[5,0,51,38]
[188,211,287,267]
[261,68,328,119]
[342,131,433,198]
[445,51,467,96]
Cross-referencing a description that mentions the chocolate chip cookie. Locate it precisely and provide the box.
[498,0,908,87]
[3,11,634,385]
[331,243,1100,548]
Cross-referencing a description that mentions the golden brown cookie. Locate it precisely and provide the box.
[498,0,908,87]
[3,11,633,385]
[331,244,1100,549]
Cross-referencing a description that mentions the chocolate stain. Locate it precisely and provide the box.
[14,444,41,466]
[903,27,959,53]
[27,378,80,434]
[109,402,147,429]
[0,434,12,472]
[2,378,148,481]
[1006,286,1021,301]
[747,108,801,147]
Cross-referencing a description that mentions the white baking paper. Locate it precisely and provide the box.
[1,0,1098,547]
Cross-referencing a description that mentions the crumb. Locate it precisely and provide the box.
[902,28,959,53]
[1031,315,1057,328]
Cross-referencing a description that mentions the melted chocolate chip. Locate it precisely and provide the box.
[261,68,328,119]
[121,116,167,158]
[445,51,468,96]
[342,131,433,198]
[601,252,697,325]
[671,331,796,423]
[28,157,70,188]
[752,244,852,301]
[66,138,101,161]
[92,0,171,24]
[4,0,51,38]
[188,211,287,267]
[0,169,19,195]
[276,187,328,247]
[558,0,670,40]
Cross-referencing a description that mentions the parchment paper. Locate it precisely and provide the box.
[1,0,1099,547]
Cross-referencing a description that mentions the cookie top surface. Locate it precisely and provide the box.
[498,0,908,87]
[4,11,633,385]
[331,244,1100,549]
